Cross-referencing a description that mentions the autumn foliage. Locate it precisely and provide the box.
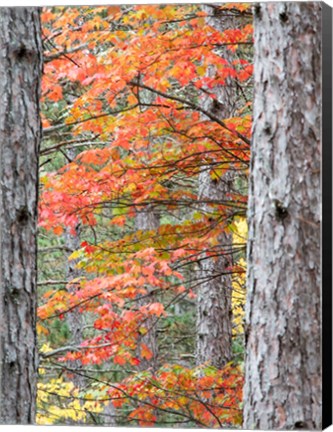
[37,4,252,426]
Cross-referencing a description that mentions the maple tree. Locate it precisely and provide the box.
[37,3,252,427]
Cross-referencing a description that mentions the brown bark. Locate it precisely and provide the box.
[243,3,322,429]
[0,7,43,424]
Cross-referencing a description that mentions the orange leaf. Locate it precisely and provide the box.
[114,355,126,366]
[141,343,153,360]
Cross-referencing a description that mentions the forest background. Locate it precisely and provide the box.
[37,2,252,427]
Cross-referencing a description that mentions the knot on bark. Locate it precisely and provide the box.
[16,206,29,224]
[273,200,288,221]
[10,43,37,62]
[293,421,310,430]
[279,11,288,23]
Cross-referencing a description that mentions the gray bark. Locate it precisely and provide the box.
[196,171,233,368]
[243,3,322,429]
[196,8,247,369]
[0,7,42,424]
[64,148,86,390]
[135,207,159,371]
[63,223,88,425]
[65,224,84,352]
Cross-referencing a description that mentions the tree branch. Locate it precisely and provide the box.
[128,81,251,145]
[44,43,87,63]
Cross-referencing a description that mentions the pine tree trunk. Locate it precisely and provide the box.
[0,7,42,424]
[196,8,248,369]
[243,3,322,429]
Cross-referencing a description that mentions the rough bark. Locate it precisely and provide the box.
[196,8,247,369]
[65,224,84,354]
[0,7,42,424]
[62,223,89,425]
[196,171,233,368]
[64,148,86,390]
[243,3,322,429]
[135,207,159,372]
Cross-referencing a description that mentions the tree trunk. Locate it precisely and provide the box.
[243,3,321,429]
[196,8,247,369]
[0,7,42,424]
[65,224,84,359]
[196,171,233,368]
[64,148,86,390]
[135,207,159,372]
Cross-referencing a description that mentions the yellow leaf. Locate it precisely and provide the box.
[68,249,81,260]
[37,323,49,336]
[40,343,52,354]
